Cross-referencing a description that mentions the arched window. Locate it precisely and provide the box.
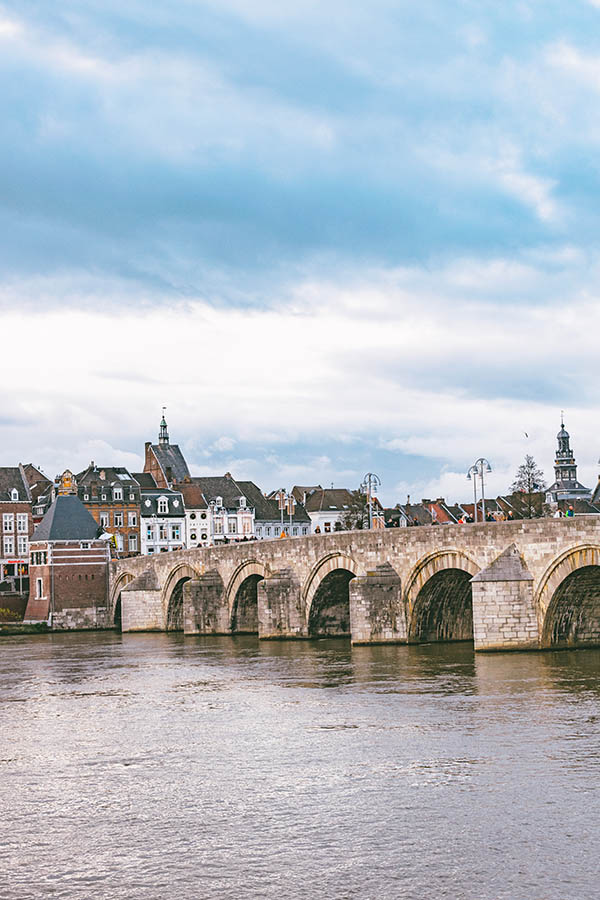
[10,489,18,501]
[158,497,169,514]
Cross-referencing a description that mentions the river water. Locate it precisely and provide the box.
[2,633,599,899]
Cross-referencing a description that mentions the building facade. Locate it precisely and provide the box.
[76,464,141,556]
[144,414,191,489]
[0,467,34,612]
[24,489,109,629]
[139,487,186,555]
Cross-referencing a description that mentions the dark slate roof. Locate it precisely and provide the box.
[32,495,101,541]
[22,464,52,503]
[303,488,354,513]
[401,503,434,526]
[0,467,30,502]
[189,475,247,509]
[133,472,158,489]
[150,444,190,483]
[140,489,185,518]
[237,480,311,524]
[76,465,138,487]
[291,485,322,504]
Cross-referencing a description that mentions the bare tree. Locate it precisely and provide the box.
[510,455,547,518]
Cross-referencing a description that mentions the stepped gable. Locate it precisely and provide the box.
[32,494,101,542]
[471,544,533,582]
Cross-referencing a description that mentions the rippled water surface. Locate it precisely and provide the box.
[2,633,600,899]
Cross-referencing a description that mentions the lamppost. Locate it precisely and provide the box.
[361,473,381,530]
[467,458,492,522]
[286,492,296,536]
[275,489,287,537]
[466,464,479,523]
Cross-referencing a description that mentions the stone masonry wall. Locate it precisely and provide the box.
[111,518,600,648]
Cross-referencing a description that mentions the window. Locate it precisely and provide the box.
[10,489,18,501]
[292,527,298,536]
[171,524,180,541]
[256,527,262,536]
[157,497,169,514]
[239,497,246,508]
[215,496,223,507]
[80,541,90,549]
[159,524,167,541]
[129,492,135,501]
[146,525,154,540]
[3,536,14,555]
[114,512,124,527]
[190,513,196,520]
[128,512,137,527]
[214,520,223,534]
[100,513,109,528]
[147,546,154,554]
[324,522,331,533]
[17,514,28,533]
[113,487,123,500]
[265,527,271,536]
[302,527,308,535]
[84,493,89,501]
[200,512,207,520]
[116,534,124,551]
[3,514,14,533]
[243,519,252,534]
[228,518,237,534]
[128,534,138,552]
[31,551,47,566]
[17,536,28,555]
[101,494,107,501]
[190,532,197,541]
[36,578,43,598]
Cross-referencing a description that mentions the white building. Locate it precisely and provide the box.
[139,487,186,555]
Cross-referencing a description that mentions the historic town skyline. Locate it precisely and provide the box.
[3,2,600,503]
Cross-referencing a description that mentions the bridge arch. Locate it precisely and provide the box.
[304,553,361,638]
[162,563,201,632]
[405,549,480,643]
[110,572,135,630]
[538,545,600,648]
[226,560,269,633]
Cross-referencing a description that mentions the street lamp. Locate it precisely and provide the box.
[361,473,381,530]
[466,464,479,523]
[467,458,492,522]
[275,489,287,537]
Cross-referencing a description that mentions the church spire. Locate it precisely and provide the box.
[159,407,169,445]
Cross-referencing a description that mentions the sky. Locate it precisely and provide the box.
[2,0,600,504]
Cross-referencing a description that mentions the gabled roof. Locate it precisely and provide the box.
[0,466,31,502]
[303,488,354,513]
[76,464,138,486]
[175,482,208,509]
[291,485,322,503]
[189,475,247,509]
[238,480,310,524]
[150,444,190,484]
[32,495,101,542]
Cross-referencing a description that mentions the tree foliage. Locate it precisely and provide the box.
[510,455,547,518]
[339,490,369,531]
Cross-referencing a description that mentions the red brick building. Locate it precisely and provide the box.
[0,466,34,620]
[24,492,109,629]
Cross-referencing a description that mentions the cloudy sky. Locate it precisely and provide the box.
[2,0,600,503]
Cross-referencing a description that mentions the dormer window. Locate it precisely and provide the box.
[10,489,18,501]
[113,487,123,500]
[158,497,169,514]
[215,496,223,508]
[239,497,246,508]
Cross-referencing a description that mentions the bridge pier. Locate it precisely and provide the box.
[183,572,229,635]
[121,570,164,632]
[350,563,406,644]
[258,568,307,639]
[471,544,539,651]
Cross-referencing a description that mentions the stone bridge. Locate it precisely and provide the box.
[110,518,600,651]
